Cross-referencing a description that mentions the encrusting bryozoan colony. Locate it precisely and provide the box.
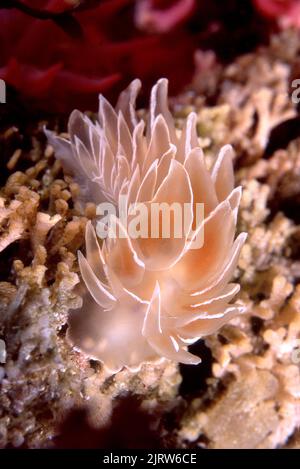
[46,78,247,372]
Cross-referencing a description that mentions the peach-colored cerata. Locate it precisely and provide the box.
[47,79,247,372]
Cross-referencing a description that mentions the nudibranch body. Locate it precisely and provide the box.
[47,79,247,372]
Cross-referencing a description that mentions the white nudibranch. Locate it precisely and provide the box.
[46,78,247,372]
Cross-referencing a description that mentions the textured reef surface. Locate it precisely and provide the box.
[0,30,300,449]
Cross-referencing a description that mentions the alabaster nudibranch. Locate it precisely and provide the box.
[46,79,247,372]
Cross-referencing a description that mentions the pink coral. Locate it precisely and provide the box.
[135,0,195,33]
[253,0,300,28]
